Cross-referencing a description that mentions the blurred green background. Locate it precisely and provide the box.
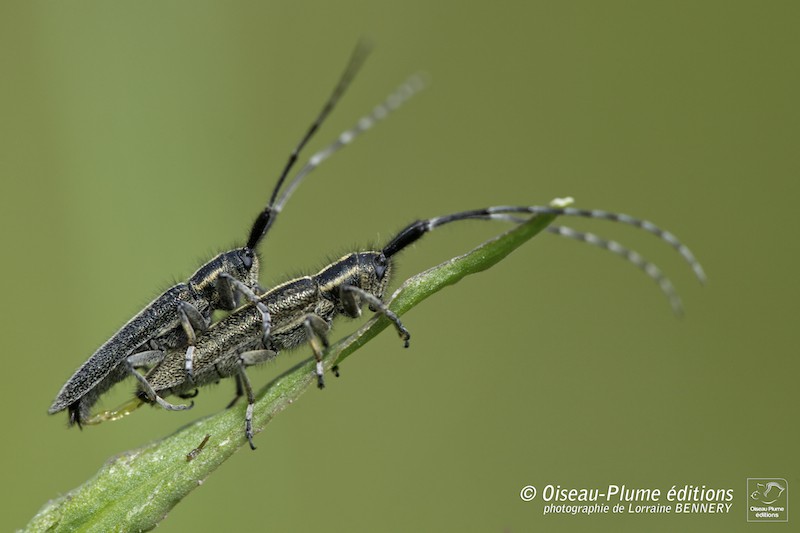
[2,1,797,531]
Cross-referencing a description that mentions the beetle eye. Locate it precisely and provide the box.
[241,249,254,269]
[373,254,388,279]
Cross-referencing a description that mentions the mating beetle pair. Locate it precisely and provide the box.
[48,42,405,426]
[49,45,704,450]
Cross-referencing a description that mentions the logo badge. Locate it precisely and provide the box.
[747,478,788,522]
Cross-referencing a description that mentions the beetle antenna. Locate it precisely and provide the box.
[247,40,372,250]
[381,205,705,312]
[546,224,684,315]
[274,73,425,212]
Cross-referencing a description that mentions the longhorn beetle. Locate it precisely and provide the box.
[89,199,705,449]
[49,42,424,426]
